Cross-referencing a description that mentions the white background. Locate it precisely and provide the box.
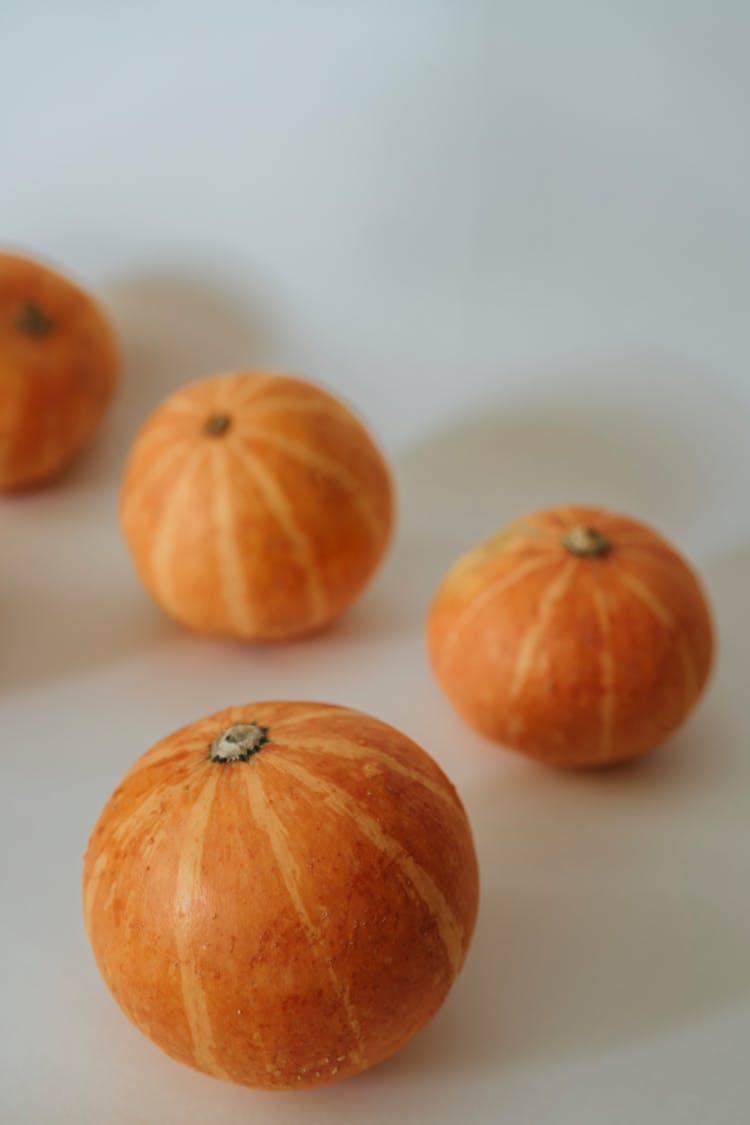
[2,2,750,1122]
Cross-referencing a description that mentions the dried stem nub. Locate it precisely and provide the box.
[563,525,611,558]
[205,414,232,437]
[14,301,54,337]
[210,723,268,763]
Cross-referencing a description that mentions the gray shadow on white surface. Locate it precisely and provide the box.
[0,562,177,694]
[0,269,280,691]
[318,531,450,646]
[63,268,278,491]
[36,545,750,1117]
[368,538,750,1081]
[398,363,750,553]
[375,719,750,1079]
[330,364,750,645]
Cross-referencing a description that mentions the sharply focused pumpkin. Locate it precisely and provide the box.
[0,251,118,491]
[120,371,393,641]
[427,505,714,767]
[83,701,479,1089]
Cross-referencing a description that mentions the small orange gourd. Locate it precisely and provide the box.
[83,702,479,1089]
[120,372,394,641]
[0,251,118,491]
[427,505,714,767]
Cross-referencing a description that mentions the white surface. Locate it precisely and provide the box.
[2,3,750,1122]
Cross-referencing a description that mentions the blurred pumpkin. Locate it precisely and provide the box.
[83,701,479,1089]
[120,371,393,640]
[427,505,714,767]
[0,251,118,491]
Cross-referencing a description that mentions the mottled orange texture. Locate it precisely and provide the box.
[119,371,394,641]
[83,702,479,1089]
[0,251,118,491]
[427,505,714,768]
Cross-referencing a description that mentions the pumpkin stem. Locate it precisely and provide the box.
[14,301,54,337]
[210,723,268,763]
[205,414,232,437]
[563,526,610,558]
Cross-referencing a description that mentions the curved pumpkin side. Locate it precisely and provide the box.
[83,702,478,1089]
[120,373,394,641]
[0,251,118,491]
[428,505,714,767]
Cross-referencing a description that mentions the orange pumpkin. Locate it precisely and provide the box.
[119,372,394,641]
[83,701,479,1089]
[427,505,714,767]
[0,251,118,491]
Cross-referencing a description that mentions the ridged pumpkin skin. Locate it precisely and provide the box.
[0,252,118,491]
[120,372,393,641]
[427,505,714,767]
[83,702,479,1090]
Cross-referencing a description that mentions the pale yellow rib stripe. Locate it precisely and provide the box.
[121,437,193,526]
[161,397,207,418]
[556,506,588,528]
[679,637,699,706]
[108,777,181,849]
[269,706,354,732]
[618,570,674,626]
[287,735,463,817]
[232,374,290,410]
[244,394,353,425]
[591,586,615,760]
[228,442,327,619]
[149,445,209,614]
[510,560,576,699]
[120,737,213,782]
[174,774,229,1079]
[619,546,700,594]
[210,445,255,635]
[124,421,193,466]
[266,756,465,976]
[242,425,384,541]
[83,850,109,930]
[244,769,364,1064]
[98,776,191,922]
[441,554,554,671]
[619,570,698,709]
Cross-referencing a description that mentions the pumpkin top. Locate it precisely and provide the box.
[562,525,610,557]
[0,251,119,492]
[427,503,715,767]
[83,700,479,1090]
[204,413,232,437]
[0,251,118,388]
[210,722,269,762]
[13,300,55,337]
[119,369,395,642]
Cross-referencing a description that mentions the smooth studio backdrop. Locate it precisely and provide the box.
[2,3,750,1123]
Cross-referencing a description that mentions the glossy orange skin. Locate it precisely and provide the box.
[427,506,714,767]
[83,702,479,1089]
[0,252,118,491]
[120,372,394,641]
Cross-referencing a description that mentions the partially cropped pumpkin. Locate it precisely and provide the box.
[120,372,394,641]
[427,505,714,767]
[83,701,479,1089]
[0,251,118,491]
